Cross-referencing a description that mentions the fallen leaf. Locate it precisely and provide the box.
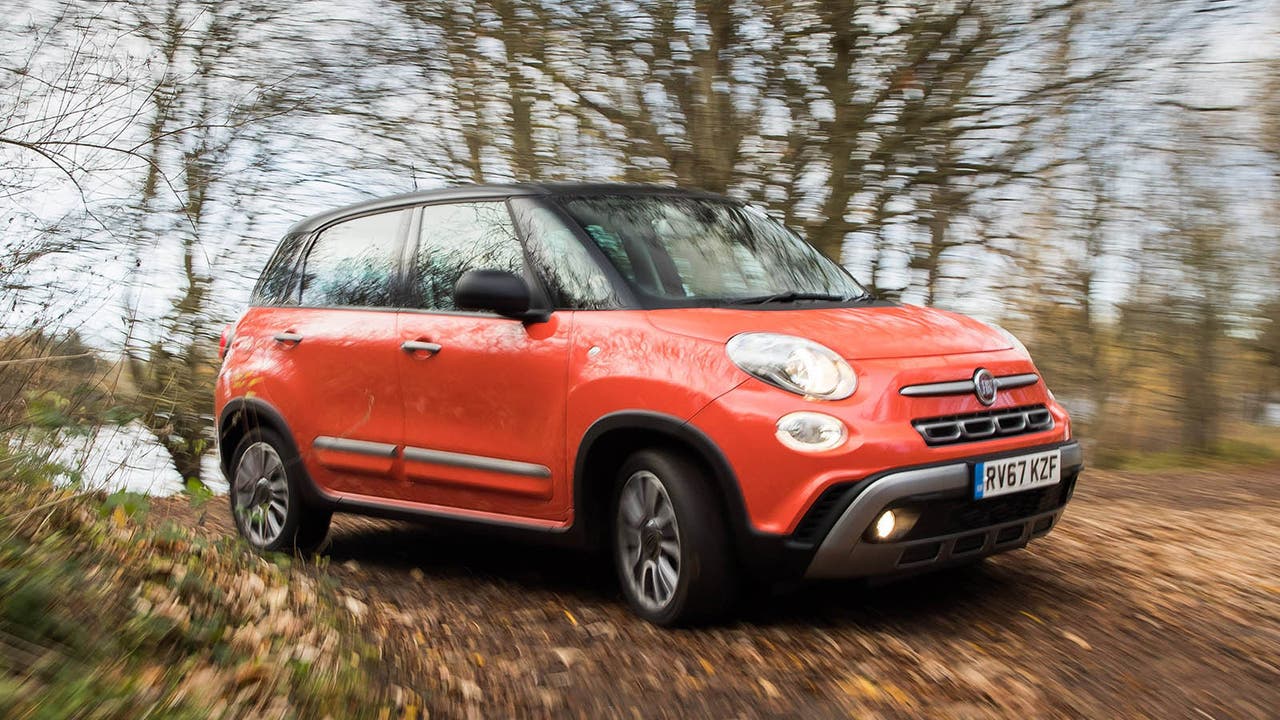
[552,647,586,668]
[343,595,368,619]
[1061,630,1092,651]
[758,678,782,699]
[234,663,269,687]
[837,675,883,701]
[459,679,483,703]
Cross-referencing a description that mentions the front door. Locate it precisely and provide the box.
[394,200,573,524]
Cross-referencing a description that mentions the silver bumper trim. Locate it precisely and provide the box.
[804,441,1082,579]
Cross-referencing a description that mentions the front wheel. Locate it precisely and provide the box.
[613,449,736,625]
[230,428,331,555]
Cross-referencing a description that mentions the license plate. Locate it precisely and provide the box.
[973,449,1061,500]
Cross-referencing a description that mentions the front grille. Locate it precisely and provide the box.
[913,404,1053,446]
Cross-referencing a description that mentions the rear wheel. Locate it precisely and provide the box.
[613,449,736,625]
[230,428,331,555]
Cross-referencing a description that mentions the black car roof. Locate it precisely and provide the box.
[286,182,732,235]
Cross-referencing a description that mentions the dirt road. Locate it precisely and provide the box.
[157,464,1280,718]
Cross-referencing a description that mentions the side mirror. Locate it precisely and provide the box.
[454,269,549,322]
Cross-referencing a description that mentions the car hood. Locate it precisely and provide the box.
[645,304,1011,360]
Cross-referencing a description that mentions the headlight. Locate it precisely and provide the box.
[726,333,856,400]
[989,323,1029,356]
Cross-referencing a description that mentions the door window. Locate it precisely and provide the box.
[298,209,408,308]
[412,202,525,311]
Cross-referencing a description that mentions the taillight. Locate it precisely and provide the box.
[219,324,234,360]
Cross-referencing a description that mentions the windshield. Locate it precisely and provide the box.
[557,195,870,306]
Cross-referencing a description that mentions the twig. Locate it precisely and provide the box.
[0,352,95,367]
[0,490,94,529]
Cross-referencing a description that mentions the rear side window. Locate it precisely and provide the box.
[253,232,306,306]
[299,209,409,308]
[412,202,524,311]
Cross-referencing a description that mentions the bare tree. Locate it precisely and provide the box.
[119,0,293,486]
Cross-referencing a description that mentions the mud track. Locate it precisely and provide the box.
[155,464,1280,718]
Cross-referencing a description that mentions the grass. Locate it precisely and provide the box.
[0,449,410,719]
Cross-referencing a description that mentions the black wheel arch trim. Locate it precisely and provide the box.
[218,397,333,510]
[570,410,760,552]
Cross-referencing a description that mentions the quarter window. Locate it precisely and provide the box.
[298,209,408,308]
[253,232,306,306]
[510,198,618,310]
[412,202,525,311]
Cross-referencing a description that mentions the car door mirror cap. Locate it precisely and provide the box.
[455,269,551,323]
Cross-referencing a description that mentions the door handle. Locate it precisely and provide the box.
[401,340,442,355]
[273,332,303,345]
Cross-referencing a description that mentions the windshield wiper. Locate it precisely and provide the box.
[728,291,855,305]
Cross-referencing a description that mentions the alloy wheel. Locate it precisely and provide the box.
[233,441,289,547]
[616,470,682,610]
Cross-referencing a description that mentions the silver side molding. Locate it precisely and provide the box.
[900,372,1039,397]
[403,446,551,479]
[313,436,399,458]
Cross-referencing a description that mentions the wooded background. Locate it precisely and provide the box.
[2,0,1278,486]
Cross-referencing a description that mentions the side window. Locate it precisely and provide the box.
[510,199,619,310]
[413,202,524,311]
[253,232,306,305]
[299,209,408,308]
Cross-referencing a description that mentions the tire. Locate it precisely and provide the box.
[612,448,737,626]
[229,427,331,555]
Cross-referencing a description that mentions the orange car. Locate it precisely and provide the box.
[216,184,1082,625]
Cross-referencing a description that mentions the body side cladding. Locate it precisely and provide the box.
[218,397,577,544]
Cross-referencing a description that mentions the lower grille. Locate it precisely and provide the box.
[913,404,1053,446]
[791,482,859,545]
[944,485,1058,534]
[899,474,1074,541]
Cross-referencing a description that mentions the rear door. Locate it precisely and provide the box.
[393,200,574,523]
[263,208,410,498]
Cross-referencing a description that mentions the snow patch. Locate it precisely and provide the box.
[32,421,227,497]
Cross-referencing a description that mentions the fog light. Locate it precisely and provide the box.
[873,510,897,540]
[775,412,847,452]
[866,507,919,542]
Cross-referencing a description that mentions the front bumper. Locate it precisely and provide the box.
[804,441,1083,578]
